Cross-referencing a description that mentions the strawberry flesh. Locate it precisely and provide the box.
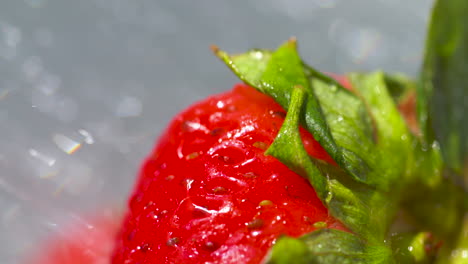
[112,84,345,264]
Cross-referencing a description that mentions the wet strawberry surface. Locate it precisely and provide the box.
[112,84,344,264]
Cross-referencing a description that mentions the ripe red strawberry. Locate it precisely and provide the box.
[24,210,120,264]
[111,83,346,264]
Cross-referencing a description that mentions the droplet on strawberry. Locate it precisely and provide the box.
[111,84,345,264]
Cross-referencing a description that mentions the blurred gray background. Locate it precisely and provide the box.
[0,0,433,263]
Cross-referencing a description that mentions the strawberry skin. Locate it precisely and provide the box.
[112,84,344,264]
[24,211,120,264]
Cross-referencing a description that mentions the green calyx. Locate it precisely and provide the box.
[266,229,392,264]
[214,41,410,263]
[212,0,468,263]
[213,41,371,186]
[418,0,468,177]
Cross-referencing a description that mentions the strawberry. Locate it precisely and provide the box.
[111,83,346,264]
[26,1,468,262]
[24,210,120,264]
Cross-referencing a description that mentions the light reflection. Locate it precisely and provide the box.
[52,133,82,154]
[233,123,255,138]
[216,101,225,109]
[78,129,94,144]
[29,148,56,166]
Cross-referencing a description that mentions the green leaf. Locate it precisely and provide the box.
[310,71,414,240]
[348,72,413,188]
[307,74,375,184]
[264,236,315,264]
[382,74,417,104]
[214,42,415,243]
[213,40,370,185]
[402,178,467,240]
[391,232,435,264]
[211,46,272,88]
[419,0,468,175]
[435,215,468,264]
[265,85,327,200]
[264,81,391,243]
[265,229,393,264]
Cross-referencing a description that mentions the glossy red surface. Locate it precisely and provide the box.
[112,84,344,264]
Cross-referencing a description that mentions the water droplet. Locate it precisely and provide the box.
[211,144,247,165]
[182,120,202,132]
[253,51,263,59]
[150,212,158,220]
[408,246,413,252]
[216,101,225,109]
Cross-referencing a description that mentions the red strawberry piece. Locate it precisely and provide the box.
[112,83,346,264]
[24,210,120,264]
